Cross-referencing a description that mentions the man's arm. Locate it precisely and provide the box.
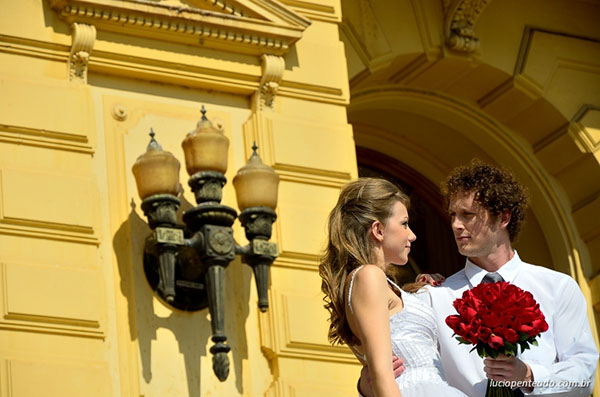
[522,277,598,395]
[358,357,405,397]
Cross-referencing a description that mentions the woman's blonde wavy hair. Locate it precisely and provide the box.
[318,178,421,347]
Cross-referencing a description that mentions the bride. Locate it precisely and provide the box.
[318,178,466,397]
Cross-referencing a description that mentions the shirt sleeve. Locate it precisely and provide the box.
[525,277,599,395]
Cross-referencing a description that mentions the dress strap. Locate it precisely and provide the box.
[347,265,365,314]
[386,277,404,295]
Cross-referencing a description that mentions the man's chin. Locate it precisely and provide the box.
[456,246,471,256]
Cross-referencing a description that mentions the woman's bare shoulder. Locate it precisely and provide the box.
[351,265,387,291]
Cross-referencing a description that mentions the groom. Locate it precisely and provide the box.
[358,160,598,396]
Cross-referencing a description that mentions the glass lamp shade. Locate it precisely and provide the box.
[233,149,279,210]
[132,134,180,200]
[182,110,229,175]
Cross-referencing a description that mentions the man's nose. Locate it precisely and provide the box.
[451,217,463,231]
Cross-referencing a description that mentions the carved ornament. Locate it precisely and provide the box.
[69,23,96,83]
[46,0,310,56]
[255,54,285,110]
[443,0,492,53]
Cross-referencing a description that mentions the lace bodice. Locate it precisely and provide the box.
[348,267,460,394]
[386,280,448,389]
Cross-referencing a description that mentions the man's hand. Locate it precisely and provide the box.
[416,273,446,286]
[484,354,533,392]
[358,356,404,397]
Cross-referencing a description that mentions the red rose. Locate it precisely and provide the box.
[504,328,519,344]
[488,334,504,349]
[445,282,548,359]
[531,318,549,335]
[445,315,461,332]
[478,327,492,343]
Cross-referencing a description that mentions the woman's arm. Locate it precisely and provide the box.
[349,265,402,397]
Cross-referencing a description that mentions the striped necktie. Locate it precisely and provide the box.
[481,272,504,283]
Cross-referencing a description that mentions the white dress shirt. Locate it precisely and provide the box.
[426,251,599,396]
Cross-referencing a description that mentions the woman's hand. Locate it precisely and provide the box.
[416,273,445,286]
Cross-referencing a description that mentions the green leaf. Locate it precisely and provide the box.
[484,344,499,359]
[476,344,485,357]
[502,343,517,357]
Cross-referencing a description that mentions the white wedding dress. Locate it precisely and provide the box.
[349,267,466,397]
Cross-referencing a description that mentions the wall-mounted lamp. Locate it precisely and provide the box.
[131,106,279,381]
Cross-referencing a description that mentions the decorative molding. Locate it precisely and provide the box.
[111,104,128,121]
[339,0,392,67]
[69,23,96,83]
[0,168,98,245]
[261,288,357,364]
[569,105,600,154]
[410,0,439,55]
[275,165,351,184]
[0,222,99,246]
[389,53,436,84]
[1,33,347,105]
[278,0,339,23]
[0,124,93,154]
[443,0,492,53]
[46,0,310,57]
[193,0,249,18]
[254,54,285,110]
[273,253,319,271]
[514,26,600,76]
[0,34,68,63]
[0,263,103,338]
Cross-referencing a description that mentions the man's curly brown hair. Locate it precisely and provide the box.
[441,159,529,242]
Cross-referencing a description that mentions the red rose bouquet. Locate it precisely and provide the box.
[445,282,548,397]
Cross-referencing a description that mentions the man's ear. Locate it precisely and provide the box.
[370,220,385,242]
[500,210,511,229]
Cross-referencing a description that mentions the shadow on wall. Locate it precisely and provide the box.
[112,196,253,396]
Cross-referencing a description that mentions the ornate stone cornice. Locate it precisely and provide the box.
[46,0,310,56]
[443,0,492,53]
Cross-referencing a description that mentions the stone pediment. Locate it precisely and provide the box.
[46,0,311,56]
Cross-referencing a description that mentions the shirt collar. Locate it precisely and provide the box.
[465,250,522,287]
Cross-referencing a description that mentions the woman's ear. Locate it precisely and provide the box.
[369,220,385,242]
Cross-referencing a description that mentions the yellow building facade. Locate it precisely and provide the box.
[0,0,598,396]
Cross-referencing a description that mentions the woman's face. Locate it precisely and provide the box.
[381,201,416,265]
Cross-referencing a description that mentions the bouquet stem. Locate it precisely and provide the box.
[485,379,516,396]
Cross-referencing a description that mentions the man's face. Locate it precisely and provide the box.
[448,191,503,259]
